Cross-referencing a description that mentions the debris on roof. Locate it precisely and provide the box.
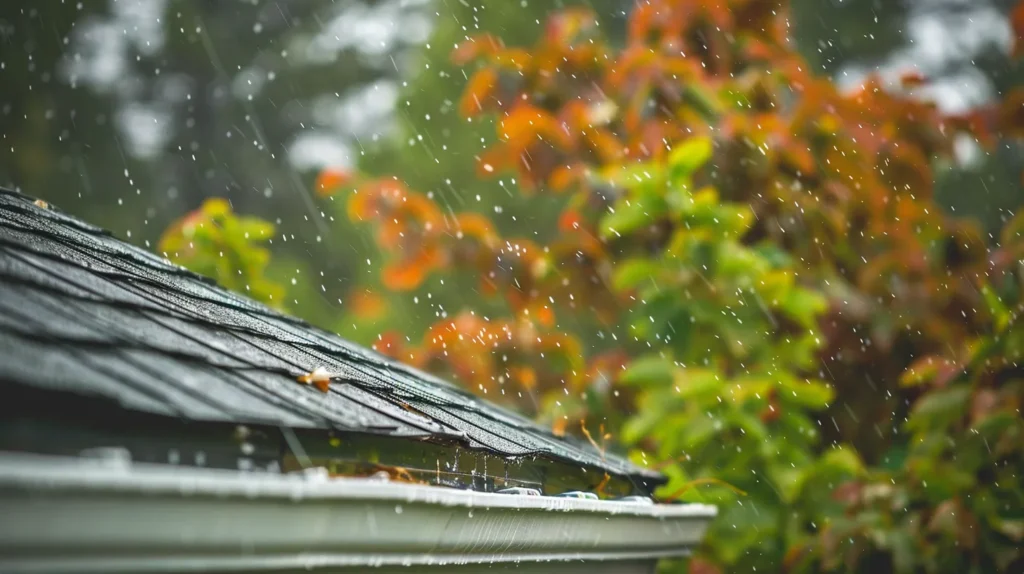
[0,188,663,494]
[296,366,335,393]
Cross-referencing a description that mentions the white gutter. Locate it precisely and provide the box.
[0,452,715,574]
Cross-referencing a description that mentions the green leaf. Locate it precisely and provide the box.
[680,415,719,451]
[714,242,766,281]
[599,197,666,240]
[1004,325,1024,362]
[668,136,713,181]
[780,377,834,409]
[994,519,1024,542]
[620,355,674,387]
[622,396,667,445]
[707,499,778,564]
[200,197,232,217]
[612,258,660,291]
[628,293,686,341]
[971,411,1016,439]
[682,84,723,119]
[730,410,769,441]
[674,369,722,399]
[907,385,970,432]
[776,286,827,330]
[981,284,1010,331]
[819,446,865,476]
[238,217,275,239]
[769,464,805,503]
[753,242,795,268]
[887,528,916,574]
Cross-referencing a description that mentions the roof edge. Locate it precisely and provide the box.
[0,452,714,572]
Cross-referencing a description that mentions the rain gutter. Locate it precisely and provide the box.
[0,452,716,574]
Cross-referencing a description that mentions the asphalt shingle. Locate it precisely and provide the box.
[0,188,661,486]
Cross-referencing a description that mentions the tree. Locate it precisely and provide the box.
[158,0,1024,571]
[318,1,1024,572]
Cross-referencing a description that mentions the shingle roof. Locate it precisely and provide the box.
[0,188,660,489]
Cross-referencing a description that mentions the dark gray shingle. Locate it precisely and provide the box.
[0,188,661,487]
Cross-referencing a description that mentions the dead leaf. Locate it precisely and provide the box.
[297,367,333,393]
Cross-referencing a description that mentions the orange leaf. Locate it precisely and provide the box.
[476,148,509,179]
[383,262,428,291]
[403,193,445,229]
[455,213,499,246]
[689,557,723,574]
[898,70,928,89]
[297,367,333,393]
[544,7,598,47]
[459,68,498,117]
[536,305,555,326]
[549,164,580,192]
[492,48,532,71]
[523,303,555,327]
[559,209,583,232]
[1013,2,1024,57]
[498,104,567,150]
[315,168,351,197]
[382,247,442,291]
[998,87,1024,138]
[372,331,407,359]
[782,144,816,175]
[350,290,386,319]
[584,129,625,163]
[451,34,503,65]
[511,366,538,390]
[551,417,568,437]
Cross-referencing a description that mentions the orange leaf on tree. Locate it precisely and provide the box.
[1013,2,1024,57]
[382,247,443,291]
[459,68,498,117]
[898,70,928,89]
[997,87,1024,138]
[315,168,351,197]
[455,212,500,247]
[451,33,503,65]
[350,290,386,319]
[549,164,581,192]
[558,209,583,232]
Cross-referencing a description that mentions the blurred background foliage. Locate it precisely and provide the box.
[2,0,1023,573]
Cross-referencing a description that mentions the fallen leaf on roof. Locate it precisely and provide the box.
[297,367,333,393]
[33,199,49,209]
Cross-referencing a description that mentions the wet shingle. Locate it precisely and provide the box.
[0,188,661,485]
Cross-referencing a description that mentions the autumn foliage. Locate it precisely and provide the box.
[313,1,1024,571]
[164,0,1024,572]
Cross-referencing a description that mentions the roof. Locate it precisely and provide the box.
[0,188,661,493]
